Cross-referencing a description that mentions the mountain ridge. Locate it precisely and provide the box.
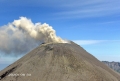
[102,61,120,74]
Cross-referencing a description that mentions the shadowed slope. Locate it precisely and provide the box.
[0,42,120,81]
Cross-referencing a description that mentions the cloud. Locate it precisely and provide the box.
[73,40,105,45]
[54,0,120,19]
[1,0,120,20]
[0,17,67,56]
[73,40,120,45]
[96,55,120,62]
[0,56,20,64]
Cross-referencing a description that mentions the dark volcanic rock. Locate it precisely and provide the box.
[102,61,120,73]
[0,42,120,81]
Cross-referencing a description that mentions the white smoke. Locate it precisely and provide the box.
[0,17,67,55]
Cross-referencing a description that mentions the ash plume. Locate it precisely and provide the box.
[0,17,67,55]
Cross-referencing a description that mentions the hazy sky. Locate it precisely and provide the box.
[0,0,120,70]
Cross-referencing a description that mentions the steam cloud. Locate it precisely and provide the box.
[0,17,67,55]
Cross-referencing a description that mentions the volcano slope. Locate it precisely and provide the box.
[0,42,120,81]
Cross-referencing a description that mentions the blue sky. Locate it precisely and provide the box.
[0,0,120,70]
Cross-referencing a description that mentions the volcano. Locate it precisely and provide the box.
[0,42,120,81]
